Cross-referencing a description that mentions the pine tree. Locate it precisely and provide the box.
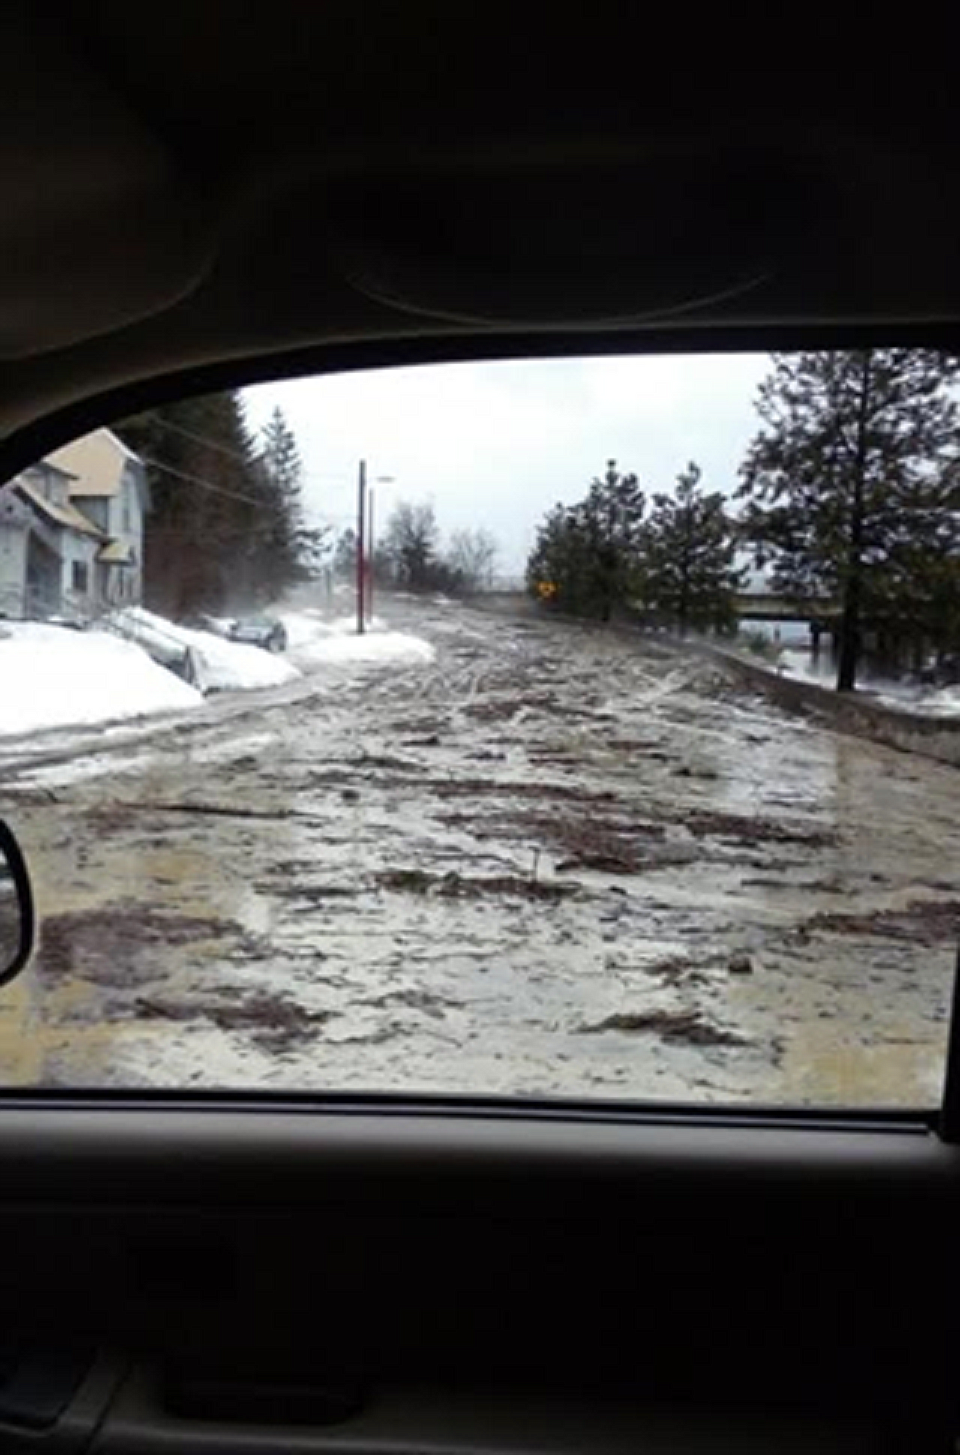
[258,406,304,594]
[117,394,319,616]
[526,461,644,620]
[117,393,264,617]
[736,350,960,690]
[642,463,741,634]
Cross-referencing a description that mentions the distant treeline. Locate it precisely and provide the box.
[527,350,960,692]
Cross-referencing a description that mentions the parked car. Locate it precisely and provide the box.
[182,611,233,639]
[228,614,287,653]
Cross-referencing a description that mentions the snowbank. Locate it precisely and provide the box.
[776,647,960,719]
[0,605,431,741]
[874,684,960,718]
[298,632,436,666]
[280,611,435,667]
[279,611,351,650]
[0,622,202,736]
[778,649,818,683]
[779,647,960,718]
[921,687,960,717]
[114,608,300,693]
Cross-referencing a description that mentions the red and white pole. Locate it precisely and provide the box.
[367,486,375,623]
[356,458,367,635]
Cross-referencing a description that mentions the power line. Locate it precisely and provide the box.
[141,456,347,536]
[140,456,264,508]
[143,414,349,485]
[148,416,251,466]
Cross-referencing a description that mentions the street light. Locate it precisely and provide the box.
[356,461,396,635]
[356,460,367,634]
[367,474,395,623]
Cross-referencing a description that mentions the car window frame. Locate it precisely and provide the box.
[2,332,959,1141]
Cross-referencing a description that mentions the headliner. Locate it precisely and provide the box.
[0,6,957,473]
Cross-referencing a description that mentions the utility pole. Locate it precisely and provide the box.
[367,486,376,623]
[356,458,367,635]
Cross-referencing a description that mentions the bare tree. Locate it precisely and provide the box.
[448,526,499,593]
[380,501,442,591]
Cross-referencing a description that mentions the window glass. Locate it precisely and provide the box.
[0,351,957,1105]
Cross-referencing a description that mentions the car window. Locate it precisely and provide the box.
[0,351,958,1105]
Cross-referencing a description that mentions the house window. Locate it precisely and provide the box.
[71,561,89,594]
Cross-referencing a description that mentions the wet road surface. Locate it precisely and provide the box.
[1,596,958,1105]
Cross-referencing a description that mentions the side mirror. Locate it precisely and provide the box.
[0,820,35,986]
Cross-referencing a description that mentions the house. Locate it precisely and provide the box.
[0,429,148,618]
[48,429,148,606]
[0,460,104,617]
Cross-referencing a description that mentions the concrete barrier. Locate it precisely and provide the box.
[697,643,960,768]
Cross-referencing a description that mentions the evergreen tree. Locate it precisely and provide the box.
[526,460,644,620]
[260,407,302,509]
[117,394,317,616]
[257,406,302,591]
[642,463,741,634]
[736,350,960,689]
[117,393,265,617]
[257,405,333,588]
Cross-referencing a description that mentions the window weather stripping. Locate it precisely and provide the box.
[939,944,960,1142]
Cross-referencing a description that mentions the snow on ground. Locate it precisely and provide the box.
[281,610,436,666]
[297,632,436,667]
[115,608,300,692]
[278,610,351,650]
[764,647,960,718]
[0,622,202,735]
[875,684,960,717]
[778,648,819,682]
[919,687,960,717]
[0,600,435,741]
[118,605,435,689]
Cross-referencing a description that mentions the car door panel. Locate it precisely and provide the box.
[0,1107,955,1451]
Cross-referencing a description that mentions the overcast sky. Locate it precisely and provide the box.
[246,353,771,577]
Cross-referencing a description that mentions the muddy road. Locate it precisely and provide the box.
[2,596,959,1104]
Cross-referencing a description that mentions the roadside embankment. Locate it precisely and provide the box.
[471,596,960,769]
[694,642,960,768]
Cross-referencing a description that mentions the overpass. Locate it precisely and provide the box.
[734,591,838,625]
